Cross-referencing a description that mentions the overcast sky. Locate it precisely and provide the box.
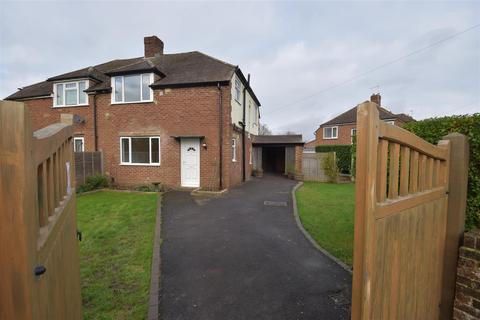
[1,0,479,140]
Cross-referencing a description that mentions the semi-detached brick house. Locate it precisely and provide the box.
[313,94,415,147]
[5,36,270,190]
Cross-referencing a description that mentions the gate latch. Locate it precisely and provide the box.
[34,265,46,277]
[77,230,82,241]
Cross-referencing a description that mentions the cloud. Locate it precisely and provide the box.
[1,1,478,141]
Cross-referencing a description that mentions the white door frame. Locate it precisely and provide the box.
[180,138,200,187]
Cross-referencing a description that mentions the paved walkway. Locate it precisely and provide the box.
[160,175,352,320]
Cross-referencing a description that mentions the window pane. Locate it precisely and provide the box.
[74,139,83,152]
[79,81,87,104]
[65,83,76,89]
[56,84,64,106]
[142,74,151,101]
[333,127,337,137]
[115,77,123,102]
[121,138,130,163]
[151,138,159,163]
[124,75,141,102]
[324,128,331,138]
[131,138,149,163]
[65,88,78,105]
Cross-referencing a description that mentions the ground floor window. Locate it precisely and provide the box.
[120,137,160,165]
[232,139,237,162]
[73,137,84,152]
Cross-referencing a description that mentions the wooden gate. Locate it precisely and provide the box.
[0,101,82,319]
[352,101,469,319]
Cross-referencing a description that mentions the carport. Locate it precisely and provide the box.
[252,135,304,175]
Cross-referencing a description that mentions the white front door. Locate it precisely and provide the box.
[181,138,200,187]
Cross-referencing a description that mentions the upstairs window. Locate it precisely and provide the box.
[351,128,357,144]
[234,79,241,102]
[112,73,153,104]
[120,136,160,165]
[54,80,88,107]
[323,126,338,139]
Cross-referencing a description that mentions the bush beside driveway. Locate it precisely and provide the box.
[295,182,355,266]
[77,190,158,319]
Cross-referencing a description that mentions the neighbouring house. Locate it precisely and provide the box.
[312,94,415,147]
[5,35,270,190]
[303,139,317,153]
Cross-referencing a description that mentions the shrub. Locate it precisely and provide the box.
[77,174,109,193]
[403,113,480,229]
[322,152,338,183]
[316,145,352,174]
[134,185,157,192]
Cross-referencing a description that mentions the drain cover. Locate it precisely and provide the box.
[264,201,287,207]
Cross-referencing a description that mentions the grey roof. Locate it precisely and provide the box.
[252,135,304,145]
[321,105,414,127]
[5,51,261,105]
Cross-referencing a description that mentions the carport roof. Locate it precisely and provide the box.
[252,135,304,145]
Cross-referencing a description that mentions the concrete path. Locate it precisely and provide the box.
[160,175,352,320]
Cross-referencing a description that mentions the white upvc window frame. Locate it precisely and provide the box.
[385,120,395,125]
[232,138,237,162]
[119,136,161,166]
[111,73,154,104]
[73,137,85,152]
[234,78,241,102]
[53,80,89,107]
[323,126,338,140]
[351,128,357,144]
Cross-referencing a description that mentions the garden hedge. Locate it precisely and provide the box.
[316,145,352,174]
[403,113,480,229]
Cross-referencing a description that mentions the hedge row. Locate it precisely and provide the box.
[316,145,352,174]
[403,113,480,229]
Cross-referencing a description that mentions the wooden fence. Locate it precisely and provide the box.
[74,151,103,185]
[351,101,469,319]
[0,101,82,319]
[302,152,334,182]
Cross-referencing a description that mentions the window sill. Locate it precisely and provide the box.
[232,159,237,162]
[323,137,338,140]
[120,163,160,166]
[52,104,89,108]
[111,100,154,105]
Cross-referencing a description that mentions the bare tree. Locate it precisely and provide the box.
[259,123,272,135]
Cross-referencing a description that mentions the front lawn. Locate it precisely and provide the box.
[295,182,355,266]
[77,191,158,319]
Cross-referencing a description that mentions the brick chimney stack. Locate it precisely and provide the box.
[144,36,164,58]
[370,93,381,106]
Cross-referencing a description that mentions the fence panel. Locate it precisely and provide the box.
[351,101,468,319]
[302,152,333,182]
[0,101,82,319]
[74,151,103,185]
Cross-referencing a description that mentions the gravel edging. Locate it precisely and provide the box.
[291,182,353,274]
[148,193,163,320]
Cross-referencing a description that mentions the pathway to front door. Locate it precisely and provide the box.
[160,175,352,319]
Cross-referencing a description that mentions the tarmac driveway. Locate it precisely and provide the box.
[160,175,352,320]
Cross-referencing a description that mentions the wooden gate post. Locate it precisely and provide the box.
[440,133,469,319]
[351,101,379,319]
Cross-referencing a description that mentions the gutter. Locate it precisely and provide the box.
[241,74,250,182]
[93,93,99,151]
[217,83,223,190]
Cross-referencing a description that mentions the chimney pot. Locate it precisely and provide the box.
[370,93,381,106]
[144,36,164,58]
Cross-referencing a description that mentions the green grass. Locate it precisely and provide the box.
[295,182,355,266]
[77,191,158,320]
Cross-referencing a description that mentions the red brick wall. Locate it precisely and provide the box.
[314,119,406,146]
[19,84,249,190]
[23,97,96,151]
[453,230,480,320]
[315,123,356,146]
